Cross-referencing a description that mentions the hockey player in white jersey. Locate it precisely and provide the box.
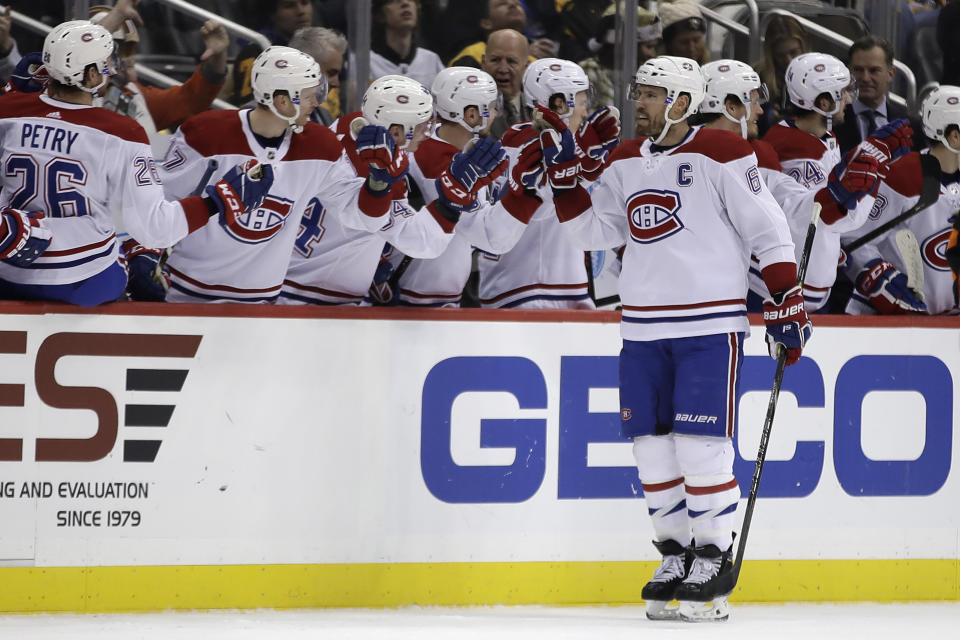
[392,67,535,306]
[158,46,406,303]
[760,53,911,311]
[549,56,808,621]
[842,85,960,315]
[0,20,272,305]
[475,58,621,309]
[698,59,890,311]
[279,74,507,305]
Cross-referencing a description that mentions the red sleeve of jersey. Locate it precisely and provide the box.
[750,139,782,171]
[500,189,541,223]
[761,262,798,296]
[179,195,212,233]
[762,124,828,163]
[413,137,459,179]
[881,152,923,198]
[554,183,593,222]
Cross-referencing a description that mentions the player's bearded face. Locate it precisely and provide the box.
[634,86,668,138]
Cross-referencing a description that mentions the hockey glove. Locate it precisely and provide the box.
[356,124,409,194]
[855,258,927,314]
[0,208,52,267]
[576,106,620,181]
[205,159,275,234]
[826,145,881,211]
[865,118,913,164]
[509,139,546,194]
[121,239,170,302]
[10,52,47,94]
[536,106,581,192]
[435,137,509,212]
[367,244,397,305]
[763,285,812,366]
[465,136,509,192]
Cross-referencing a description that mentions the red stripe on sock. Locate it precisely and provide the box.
[642,477,684,492]
[685,478,739,495]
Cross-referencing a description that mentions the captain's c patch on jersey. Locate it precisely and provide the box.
[626,189,683,244]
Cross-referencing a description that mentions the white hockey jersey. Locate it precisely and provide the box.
[761,121,875,310]
[556,126,796,341]
[476,123,595,309]
[280,113,458,305]
[0,92,207,286]
[843,151,960,315]
[396,131,533,307]
[158,109,389,303]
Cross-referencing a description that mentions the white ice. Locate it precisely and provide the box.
[2,603,958,639]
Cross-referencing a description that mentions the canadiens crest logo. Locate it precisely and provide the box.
[223,195,295,244]
[81,32,94,42]
[626,189,684,244]
[275,59,289,69]
[718,64,730,72]
[814,63,826,72]
[466,75,478,83]
[921,229,951,271]
[397,95,409,104]
[549,63,562,71]
[948,97,959,105]
[621,409,632,421]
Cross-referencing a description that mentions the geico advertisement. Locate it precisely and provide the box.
[0,313,957,566]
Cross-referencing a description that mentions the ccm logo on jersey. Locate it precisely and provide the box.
[223,195,295,244]
[921,228,951,271]
[626,189,683,244]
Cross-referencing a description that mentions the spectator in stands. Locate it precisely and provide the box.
[288,27,347,124]
[753,14,808,137]
[448,0,557,68]
[483,29,529,139]
[228,0,316,105]
[0,5,22,85]
[658,0,708,65]
[92,3,228,137]
[835,36,923,156]
[580,1,660,111]
[940,0,960,85]
[370,0,444,88]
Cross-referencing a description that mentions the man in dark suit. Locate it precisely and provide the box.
[835,36,924,156]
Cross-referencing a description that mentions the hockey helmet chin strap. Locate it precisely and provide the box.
[268,99,304,134]
[721,108,748,139]
[652,97,685,145]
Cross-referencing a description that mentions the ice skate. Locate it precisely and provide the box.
[641,539,690,621]
[676,543,734,622]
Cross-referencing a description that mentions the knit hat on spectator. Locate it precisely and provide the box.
[659,0,706,44]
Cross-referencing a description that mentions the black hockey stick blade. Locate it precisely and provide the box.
[731,201,821,589]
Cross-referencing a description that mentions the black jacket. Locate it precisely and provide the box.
[835,100,925,157]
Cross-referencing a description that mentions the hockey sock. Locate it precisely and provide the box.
[633,435,690,546]
[675,435,740,550]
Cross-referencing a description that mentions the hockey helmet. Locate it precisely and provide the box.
[362,75,434,147]
[630,55,705,144]
[921,85,960,154]
[41,20,116,93]
[522,58,590,123]
[432,67,500,134]
[700,60,768,138]
[251,46,327,133]
[784,52,854,118]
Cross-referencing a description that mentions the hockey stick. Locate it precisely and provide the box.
[730,201,822,589]
[842,154,941,254]
[895,229,925,301]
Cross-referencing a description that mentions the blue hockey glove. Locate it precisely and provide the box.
[855,258,927,314]
[0,208,52,267]
[10,52,47,94]
[205,159,275,235]
[762,285,812,366]
[508,139,546,194]
[436,137,508,212]
[356,124,409,193]
[121,239,169,302]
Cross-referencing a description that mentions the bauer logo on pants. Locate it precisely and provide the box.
[626,189,683,244]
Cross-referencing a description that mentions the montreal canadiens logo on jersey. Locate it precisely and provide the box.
[224,195,295,244]
[626,189,684,244]
[921,228,952,271]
